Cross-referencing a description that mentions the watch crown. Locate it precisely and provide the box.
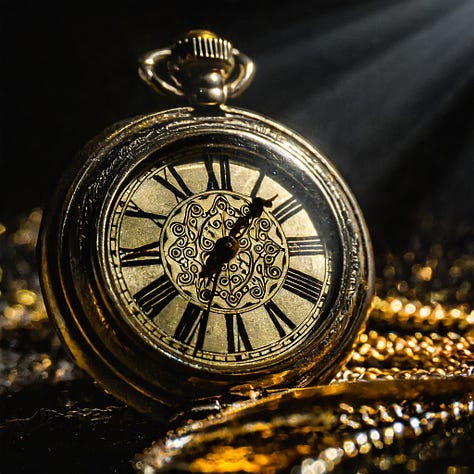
[139,29,254,106]
[167,30,237,106]
[171,29,235,74]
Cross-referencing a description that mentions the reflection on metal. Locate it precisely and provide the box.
[136,378,474,473]
[0,211,472,472]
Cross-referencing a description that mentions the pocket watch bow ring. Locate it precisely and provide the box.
[38,30,374,420]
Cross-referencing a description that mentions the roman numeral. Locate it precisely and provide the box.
[173,302,207,348]
[204,154,219,191]
[134,275,178,318]
[264,301,296,337]
[283,267,323,304]
[250,170,265,198]
[226,313,252,352]
[125,201,166,228]
[153,166,193,200]
[272,197,303,224]
[204,155,232,191]
[119,240,162,267]
[287,236,324,257]
[220,156,232,191]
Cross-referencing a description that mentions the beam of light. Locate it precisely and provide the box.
[244,0,474,193]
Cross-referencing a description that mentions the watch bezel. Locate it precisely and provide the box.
[39,105,374,418]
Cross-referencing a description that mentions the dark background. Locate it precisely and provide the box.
[1,1,473,472]
[2,0,473,255]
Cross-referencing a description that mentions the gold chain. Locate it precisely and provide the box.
[1,210,472,473]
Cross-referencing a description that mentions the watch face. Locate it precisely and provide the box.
[102,134,342,370]
[40,107,372,413]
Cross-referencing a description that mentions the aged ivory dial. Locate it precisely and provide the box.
[103,140,338,368]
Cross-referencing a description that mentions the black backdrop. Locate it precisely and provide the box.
[3,0,473,254]
[1,1,474,472]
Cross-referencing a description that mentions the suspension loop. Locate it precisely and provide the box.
[138,31,255,106]
[139,48,184,98]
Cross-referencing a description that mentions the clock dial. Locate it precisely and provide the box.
[103,140,341,368]
[38,35,374,414]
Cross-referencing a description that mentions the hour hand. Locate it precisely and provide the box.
[200,235,239,280]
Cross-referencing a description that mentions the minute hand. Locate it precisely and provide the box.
[199,195,278,311]
[229,195,277,239]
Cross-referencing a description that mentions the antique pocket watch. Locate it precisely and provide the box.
[38,30,374,420]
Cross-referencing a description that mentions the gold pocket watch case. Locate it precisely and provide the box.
[38,30,374,420]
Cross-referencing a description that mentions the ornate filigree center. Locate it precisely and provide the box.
[161,191,288,313]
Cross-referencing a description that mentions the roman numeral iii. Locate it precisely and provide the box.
[287,236,324,257]
[283,268,323,304]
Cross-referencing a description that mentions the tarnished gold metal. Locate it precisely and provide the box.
[138,30,255,105]
[38,30,374,420]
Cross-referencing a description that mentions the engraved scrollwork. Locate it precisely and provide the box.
[161,191,289,313]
